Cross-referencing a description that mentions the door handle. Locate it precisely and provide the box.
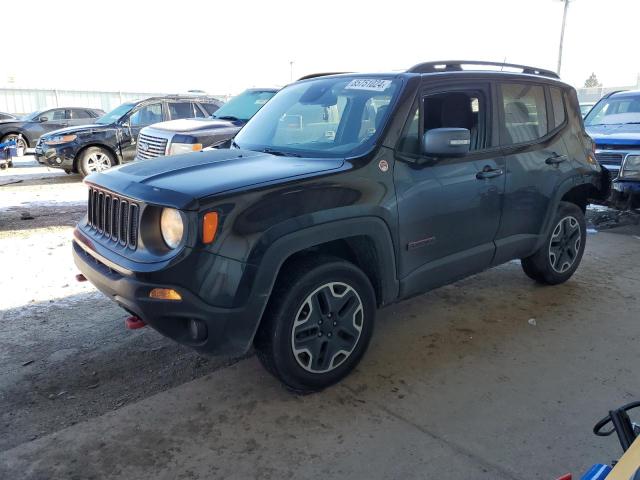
[476,166,504,180]
[545,154,568,165]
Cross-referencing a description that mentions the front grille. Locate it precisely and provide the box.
[136,133,168,160]
[595,152,624,166]
[87,186,139,249]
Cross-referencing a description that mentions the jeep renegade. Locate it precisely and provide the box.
[73,61,607,392]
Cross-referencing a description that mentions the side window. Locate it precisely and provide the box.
[550,87,566,128]
[397,90,487,156]
[500,83,548,145]
[129,103,163,127]
[70,109,92,119]
[40,109,65,121]
[168,102,194,120]
[192,103,206,118]
[202,102,220,116]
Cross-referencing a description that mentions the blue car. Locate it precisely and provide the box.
[585,90,640,208]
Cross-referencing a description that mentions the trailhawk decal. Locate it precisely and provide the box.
[344,79,392,92]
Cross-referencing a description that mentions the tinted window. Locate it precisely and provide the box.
[201,102,220,115]
[168,102,194,120]
[550,87,566,128]
[500,83,548,145]
[129,103,163,127]
[70,109,92,119]
[40,109,65,121]
[212,90,276,122]
[193,103,206,118]
[0,113,13,120]
[397,106,420,155]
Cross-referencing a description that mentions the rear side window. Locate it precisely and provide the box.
[70,109,92,119]
[168,102,194,120]
[202,102,220,115]
[550,87,566,128]
[500,83,548,145]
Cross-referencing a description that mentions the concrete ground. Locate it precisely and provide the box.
[1,157,640,479]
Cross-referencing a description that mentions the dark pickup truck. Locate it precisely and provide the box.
[135,89,277,161]
[73,61,607,393]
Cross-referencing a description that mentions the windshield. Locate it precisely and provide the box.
[584,95,640,126]
[95,103,135,125]
[212,90,276,122]
[233,76,401,157]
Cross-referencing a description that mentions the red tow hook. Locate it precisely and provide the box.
[125,316,147,330]
[75,273,87,282]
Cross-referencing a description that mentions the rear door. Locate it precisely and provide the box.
[492,81,575,264]
[394,81,506,297]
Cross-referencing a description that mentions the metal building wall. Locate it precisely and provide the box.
[0,88,226,115]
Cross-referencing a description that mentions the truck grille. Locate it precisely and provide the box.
[136,133,168,160]
[87,186,139,249]
[595,152,624,166]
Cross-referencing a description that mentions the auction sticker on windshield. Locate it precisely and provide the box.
[345,79,392,92]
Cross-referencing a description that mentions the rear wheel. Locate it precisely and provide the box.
[255,256,376,393]
[521,201,586,285]
[79,147,115,176]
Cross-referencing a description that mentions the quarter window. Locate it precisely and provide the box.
[550,87,566,128]
[500,83,548,145]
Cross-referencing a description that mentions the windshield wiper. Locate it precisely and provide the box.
[262,147,301,157]
[623,122,640,125]
[215,115,240,121]
[231,140,241,149]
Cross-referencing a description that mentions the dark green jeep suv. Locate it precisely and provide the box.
[73,61,607,392]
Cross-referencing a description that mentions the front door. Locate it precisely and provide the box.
[393,83,505,298]
[119,102,165,162]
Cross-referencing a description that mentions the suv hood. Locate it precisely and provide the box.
[147,118,243,134]
[586,124,640,147]
[86,149,345,210]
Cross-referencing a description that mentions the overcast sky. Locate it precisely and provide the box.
[2,0,639,95]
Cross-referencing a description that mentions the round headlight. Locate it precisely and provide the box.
[160,208,184,249]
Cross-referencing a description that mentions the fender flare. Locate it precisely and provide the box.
[533,176,578,252]
[227,217,400,353]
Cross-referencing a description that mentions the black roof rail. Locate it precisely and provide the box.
[407,61,559,79]
[296,72,351,81]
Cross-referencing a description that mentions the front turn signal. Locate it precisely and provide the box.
[202,212,219,244]
[149,288,182,301]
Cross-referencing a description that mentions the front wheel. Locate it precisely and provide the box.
[1,133,28,151]
[255,256,376,393]
[521,201,586,285]
[78,146,115,177]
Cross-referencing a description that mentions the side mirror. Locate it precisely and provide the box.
[120,120,130,129]
[38,116,48,122]
[422,128,470,158]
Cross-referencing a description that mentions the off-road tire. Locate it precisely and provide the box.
[521,201,586,285]
[255,255,376,393]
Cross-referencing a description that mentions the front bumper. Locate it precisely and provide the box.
[611,179,640,209]
[73,237,264,357]
[35,142,77,170]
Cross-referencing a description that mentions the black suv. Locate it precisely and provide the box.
[35,96,222,176]
[73,61,607,393]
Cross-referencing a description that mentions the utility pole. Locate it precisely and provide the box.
[289,61,294,82]
[557,0,571,75]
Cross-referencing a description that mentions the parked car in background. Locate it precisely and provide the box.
[135,89,277,161]
[0,107,104,151]
[0,112,18,123]
[584,89,640,208]
[579,102,595,117]
[74,61,608,392]
[35,95,223,176]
